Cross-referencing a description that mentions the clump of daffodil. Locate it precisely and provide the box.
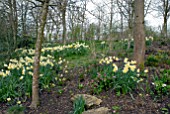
[92,56,144,95]
[122,59,137,73]
[99,56,119,65]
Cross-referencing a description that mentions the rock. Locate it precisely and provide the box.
[82,107,110,114]
[71,94,102,108]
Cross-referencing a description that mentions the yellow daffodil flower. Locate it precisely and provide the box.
[124,58,128,63]
[122,67,129,73]
[7,98,11,102]
[144,69,148,73]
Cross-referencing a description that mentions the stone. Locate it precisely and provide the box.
[71,94,102,108]
[82,107,111,114]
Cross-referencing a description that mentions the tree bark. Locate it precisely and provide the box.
[133,0,145,68]
[61,0,67,44]
[8,0,18,49]
[30,0,49,108]
[162,0,169,39]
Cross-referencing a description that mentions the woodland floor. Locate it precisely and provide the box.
[0,40,170,114]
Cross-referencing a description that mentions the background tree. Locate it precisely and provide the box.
[133,0,145,67]
[156,0,170,38]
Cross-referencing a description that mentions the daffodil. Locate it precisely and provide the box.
[112,64,118,72]
[122,67,129,73]
[106,60,110,64]
[17,101,21,104]
[124,58,128,63]
[22,68,25,75]
[137,74,140,77]
[7,98,11,102]
[51,83,56,87]
[115,57,119,61]
[65,70,68,73]
[130,60,136,64]
[19,76,24,80]
[144,69,148,73]
[162,84,167,87]
[129,65,136,72]
[28,71,33,76]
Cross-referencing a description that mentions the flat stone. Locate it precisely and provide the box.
[82,107,110,114]
[71,94,102,108]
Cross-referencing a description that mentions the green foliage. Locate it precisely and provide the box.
[145,54,159,66]
[151,70,170,97]
[17,36,36,49]
[161,107,169,114]
[89,56,145,95]
[7,105,25,114]
[71,96,85,114]
[112,105,121,113]
[146,50,170,67]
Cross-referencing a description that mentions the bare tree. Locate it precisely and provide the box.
[157,0,170,38]
[58,0,68,44]
[30,0,50,108]
[7,0,18,48]
[117,0,134,36]
[133,0,145,68]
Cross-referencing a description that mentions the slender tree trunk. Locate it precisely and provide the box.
[109,0,113,52]
[162,0,169,39]
[120,11,124,39]
[162,13,168,38]
[133,0,145,68]
[8,0,18,49]
[62,0,67,44]
[30,0,49,108]
[13,0,18,48]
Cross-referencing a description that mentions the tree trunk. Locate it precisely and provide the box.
[30,0,49,108]
[162,0,168,39]
[133,0,145,68]
[109,0,113,52]
[62,0,67,44]
[162,16,167,38]
[8,0,18,49]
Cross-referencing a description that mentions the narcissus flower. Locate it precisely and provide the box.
[112,64,118,72]
[124,58,128,63]
[7,98,11,102]
[115,57,119,61]
[162,84,167,87]
[129,65,136,72]
[19,76,24,80]
[122,66,129,73]
[144,69,148,73]
[130,60,136,64]
[17,101,21,104]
